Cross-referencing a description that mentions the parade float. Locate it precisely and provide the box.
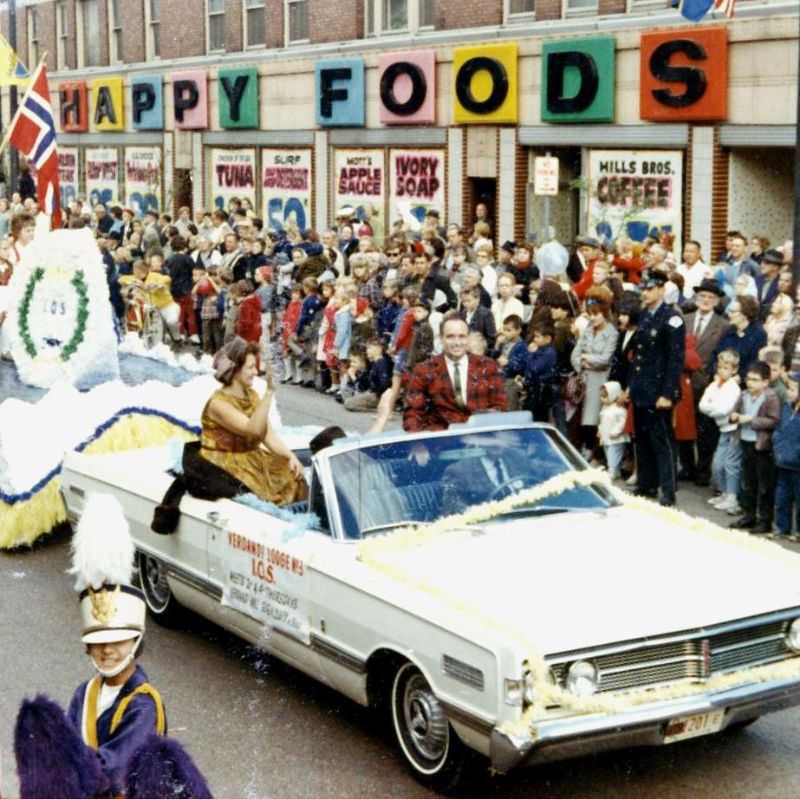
[0,228,274,550]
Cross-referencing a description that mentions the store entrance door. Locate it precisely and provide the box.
[172,168,193,215]
[467,177,496,236]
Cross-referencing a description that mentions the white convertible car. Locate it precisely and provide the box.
[61,413,800,792]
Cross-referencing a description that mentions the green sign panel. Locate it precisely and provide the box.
[541,37,615,123]
[219,67,259,129]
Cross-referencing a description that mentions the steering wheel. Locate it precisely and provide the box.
[488,475,529,501]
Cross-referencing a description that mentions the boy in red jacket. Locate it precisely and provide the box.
[235,279,262,370]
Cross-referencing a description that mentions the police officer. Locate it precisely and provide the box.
[629,271,686,506]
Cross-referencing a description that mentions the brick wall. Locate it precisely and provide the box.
[436,0,502,30]
[598,0,625,14]
[710,129,729,261]
[683,127,693,245]
[160,0,205,58]
[121,0,145,63]
[514,136,528,244]
[37,2,57,72]
[265,0,284,48]
[535,0,562,22]
[309,0,363,44]
[64,0,78,70]
[97,0,110,66]
[226,0,243,52]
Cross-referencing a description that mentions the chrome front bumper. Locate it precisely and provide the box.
[490,675,800,773]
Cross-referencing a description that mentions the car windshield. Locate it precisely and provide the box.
[329,427,616,540]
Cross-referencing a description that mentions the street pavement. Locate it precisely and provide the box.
[2,384,800,798]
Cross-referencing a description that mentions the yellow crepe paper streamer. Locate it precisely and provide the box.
[1,414,197,550]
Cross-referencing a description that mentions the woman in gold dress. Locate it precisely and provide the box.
[201,337,307,504]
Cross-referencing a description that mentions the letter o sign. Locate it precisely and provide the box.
[453,43,518,124]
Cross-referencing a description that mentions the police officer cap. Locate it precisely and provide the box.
[501,240,517,254]
[640,271,669,289]
[693,277,725,297]
[761,249,784,266]
[576,235,600,249]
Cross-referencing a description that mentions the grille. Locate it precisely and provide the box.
[548,617,795,695]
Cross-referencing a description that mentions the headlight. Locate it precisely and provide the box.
[786,619,800,652]
[566,660,598,696]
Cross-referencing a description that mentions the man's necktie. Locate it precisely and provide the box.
[452,362,466,409]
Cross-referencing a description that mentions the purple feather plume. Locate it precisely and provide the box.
[126,734,214,799]
[14,694,103,799]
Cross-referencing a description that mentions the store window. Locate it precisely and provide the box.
[207,0,226,52]
[365,0,434,34]
[27,7,38,67]
[77,0,101,68]
[245,0,266,47]
[108,0,123,63]
[286,0,309,44]
[505,0,535,21]
[56,1,69,70]
[146,0,160,59]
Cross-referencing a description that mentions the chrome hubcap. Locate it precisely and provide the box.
[403,673,448,761]
[142,555,170,610]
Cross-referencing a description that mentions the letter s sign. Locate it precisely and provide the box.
[639,27,727,122]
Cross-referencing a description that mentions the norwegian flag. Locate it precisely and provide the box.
[7,62,62,228]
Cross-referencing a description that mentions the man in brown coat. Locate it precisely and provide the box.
[685,278,730,485]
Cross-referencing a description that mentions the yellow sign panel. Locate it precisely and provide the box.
[91,77,125,131]
[453,43,518,125]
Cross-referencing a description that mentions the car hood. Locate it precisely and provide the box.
[366,506,800,656]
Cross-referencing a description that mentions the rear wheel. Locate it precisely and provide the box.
[138,552,184,626]
[390,661,469,793]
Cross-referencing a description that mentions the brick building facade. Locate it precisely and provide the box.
[1,0,797,256]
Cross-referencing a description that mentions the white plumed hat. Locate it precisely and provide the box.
[69,493,146,644]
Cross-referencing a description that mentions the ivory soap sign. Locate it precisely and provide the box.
[85,147,120,206]
[210,148,257,212]
[261,148,313,232]
[587,149,683,249]
[389,149,445,230]
[334,149,385,241]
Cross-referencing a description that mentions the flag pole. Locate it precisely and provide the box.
[9,0,17,193]
[0,57,46,158]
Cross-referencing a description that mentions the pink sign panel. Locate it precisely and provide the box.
[379,50,436,125]
[171,70,208,129]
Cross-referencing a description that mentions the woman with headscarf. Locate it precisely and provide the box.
[202,337,307,504]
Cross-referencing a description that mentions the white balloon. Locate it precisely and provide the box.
[536,241,569,276]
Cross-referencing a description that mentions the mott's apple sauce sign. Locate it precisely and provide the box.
[57,27,729,132]
[588,150,683,247]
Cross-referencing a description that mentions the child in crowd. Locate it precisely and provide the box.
[166,235,198,343]
[406,297,435,374]
[730,361,781,533]
[460,285,496,350]
[773,373,800,539]
[598,381,630,479]
[467,331,488,356]
[235,279,263,369]
[496,314,527,411]
[700,350,743,515]
[191,264,207,337]
[333,283,360,394]
[760,345,791,404]
[320,284,342,394]
[522,321,557,422]
[281,284,303,383]
[376,280,401,345]
[293,276,322,386]
[223,279,241,344]
[118,260,150,333]
[255,265,275,367]
[491,273,525,333]
[343,337,394,413]
[194,264,222,355]
[338,349,369,402]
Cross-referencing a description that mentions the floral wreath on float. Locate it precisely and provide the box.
[6,228,120,388]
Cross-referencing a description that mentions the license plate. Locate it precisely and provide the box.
[663,710,725,743]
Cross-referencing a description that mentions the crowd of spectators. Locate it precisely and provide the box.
[0,191,798,538]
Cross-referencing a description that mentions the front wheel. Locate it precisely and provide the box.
[137,552,184,627]
[390,662,469,793]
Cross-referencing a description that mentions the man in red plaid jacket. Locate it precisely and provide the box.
[403,316,507,432]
